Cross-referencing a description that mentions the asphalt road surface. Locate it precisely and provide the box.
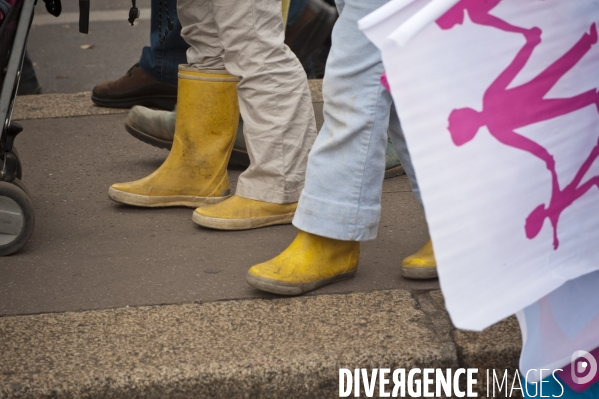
[2,3,440,316]
[29,0,151,93]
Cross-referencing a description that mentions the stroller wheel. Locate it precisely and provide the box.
[12,178,31,197]
[0,147,22,180]
[11,146,23,180]
[0,181,35,256]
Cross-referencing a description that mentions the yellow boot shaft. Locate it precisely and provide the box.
[168,67,240,197]
[109,67,240,207]
[281,0,290,26]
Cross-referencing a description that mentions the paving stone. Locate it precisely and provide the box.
[428,291,523,399]
[0,290,458,399]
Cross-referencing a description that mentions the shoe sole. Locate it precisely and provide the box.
[124,121,252,168]
[246,269,357,295]
[400,266,438,279]
[125,121,173,150]
[91,94,177,110]
[108,187,230,208]
[192,212,294,230]
[384,164,405,179]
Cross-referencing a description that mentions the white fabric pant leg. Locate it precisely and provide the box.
[293,0,421,241]
[177,0,317,204]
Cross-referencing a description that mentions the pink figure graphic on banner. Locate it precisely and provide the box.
[447,24,599,249]
[526,139,599,249]
[381,72,391,93]
[436,0,532,36]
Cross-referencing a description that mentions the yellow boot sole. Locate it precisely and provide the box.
[192,211,294,230]
[400,265,438,279]
[246,269,357,295]
[108,187,231,208]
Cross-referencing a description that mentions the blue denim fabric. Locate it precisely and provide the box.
[138,0,189,85]
[287,0,309,27]
[293,0,421,241]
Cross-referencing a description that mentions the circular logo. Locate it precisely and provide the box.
[571,350,598,385]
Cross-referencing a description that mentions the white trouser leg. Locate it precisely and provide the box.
[177,0,317,203]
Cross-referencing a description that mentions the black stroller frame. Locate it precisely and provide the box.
[0,0,94,255]
[0,0,63,256]
[0,0,36,256]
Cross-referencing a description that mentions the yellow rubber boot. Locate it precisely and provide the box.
[401,239,438,279]
[108,66,240,208]
[246,230,360,295]
[282,0,291,26]
[192,195,297,230]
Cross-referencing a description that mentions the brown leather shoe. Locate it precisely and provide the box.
[91,64,177,110]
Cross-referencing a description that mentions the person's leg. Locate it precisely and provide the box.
[384,139,405,179]
[139,0,189,85]
[109,0,312,224]
[388,106,420,206]
[191,0,318,230]
[91,0,188,110]
[108,0,241,208]
[287,0,310,27]
[210,0,317,204]
[285,0,337,70]
[177,0,225,69]
[293,0,390,241]
[247,0,395,295]
[246,0,440,294]
[388,105,438,279]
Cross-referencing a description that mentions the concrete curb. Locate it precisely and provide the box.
[12,80,324,122]
[0,290,521,398]
[12,92,128,121]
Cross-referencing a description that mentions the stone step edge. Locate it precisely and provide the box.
[11,80,324,122]
[0,289,521,399]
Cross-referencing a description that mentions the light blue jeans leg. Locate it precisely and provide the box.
[389,105,422,207]
[293,0,421,241]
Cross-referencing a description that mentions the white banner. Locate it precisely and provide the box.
[361,0,599,331]
[517,270,599,383]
